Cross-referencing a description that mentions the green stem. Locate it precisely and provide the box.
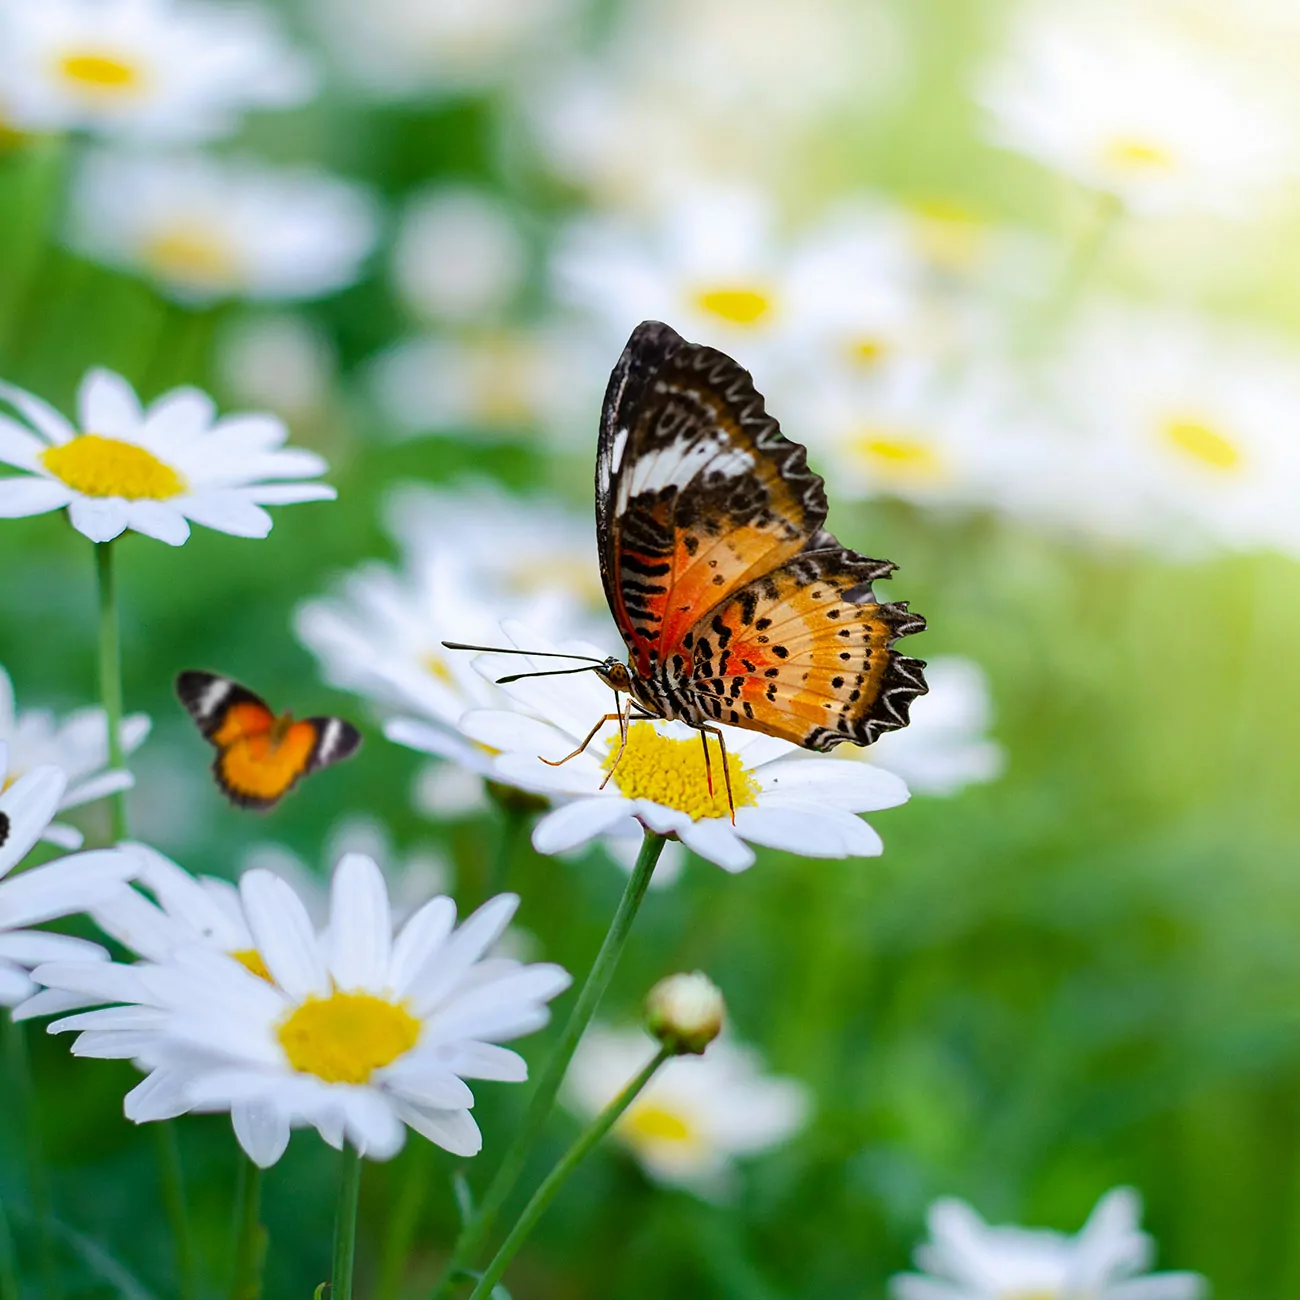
[485,808,524,902]
[466,1047,671,1300]
[229,1157,265,1300]
[6,1018,56,1299]
[430,831,666,1299]
[94,541,128,843]
[154,1124,198,1300]
[331,1146,363,1300]
[374,1144,431,1300]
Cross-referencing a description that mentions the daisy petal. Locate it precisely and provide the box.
[0,415,50,470]
[0,849,137,929]
[180,493,273,538]
[327,853,391,992]
[0,766,67,876]
[232,1100,292,1168]
[0,381,76,444]
[124,501,190,546]
[392,1101,482,1157]
[240,869,330,1000]
[676,818,755,872]
[0,477,74,518]
[531,799,632,855]
[78,369,142,437]
[68,497,130,543]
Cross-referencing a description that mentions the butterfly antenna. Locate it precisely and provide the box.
[495,664,605,685]
[441,641,606,665]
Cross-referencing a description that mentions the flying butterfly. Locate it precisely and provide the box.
[446,319,928,813]
[176,671,361,810]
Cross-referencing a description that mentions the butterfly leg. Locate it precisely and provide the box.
[598,695,629,790]
[540,709,624,768]
[699,728,715,797]
[698,724,736,824]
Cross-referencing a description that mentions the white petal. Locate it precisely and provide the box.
[0,477,73,518]
[239,869,329,1000]
[40,822,84,850]
[342,1089,406,1160]
[0,380,75,444]
[0,849,136,928]
[758,758,910,811]
[78,369,142,436]
[404,894,519,1016]
[392,1101,482,1157]
[232,1100,292,1168]
[531,799,630,855]
[425,965,570,1042]
[0,962,35,1005]
[51,1005,164,1034]
[461,711,574,760]
[68,496,129,543]
[388,895,457,998]
[328,853,392,992]
[241,483,336,505]
[675,818,755,872]
[0,765,66,875]
[123,501,190,546]
[125,1069,195,1123]
[0,932,105,967]
[737,803,884,858]
[180,493,273,538]
[377,1059,475,1110]
[0,414,50,469]
[144,387,215,440]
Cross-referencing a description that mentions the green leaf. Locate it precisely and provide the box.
[313,1285,328,1299]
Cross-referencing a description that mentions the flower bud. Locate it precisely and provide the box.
[645,971,725,1055]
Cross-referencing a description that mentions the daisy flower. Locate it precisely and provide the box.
[0,664,149,849]
[0,752,137,1006]
[562,1025,809,1195]
[0,0,315,144]
[215,315,336,423]
[863,657,1003,798]
[978,5,1298,217]
[460,624,911,874]
[891,1188,1205,1300]
[36,855,571,1165]
[392,187,528,325]
[0,367,335,545]
[68,151,380,305]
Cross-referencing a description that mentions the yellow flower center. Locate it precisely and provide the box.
[277,990,421,1085]
[1163,416,1241,472]
[423,653,455,686]
[602,722,758,821]
[846,336,890,368]
[621,1100,699,1147]
[908,198,985,272]
[231,949,272,982]
[56,51,144,95]
[1104,137,1174,171]
[41,435,186,500]
[850,430,945,482]
[143,223,241,288]
[693,286,774,327]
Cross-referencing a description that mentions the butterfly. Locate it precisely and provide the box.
[176,671,362,810]
[448,319,928,814]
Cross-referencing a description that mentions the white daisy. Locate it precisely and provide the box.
[367,325,599,448]
[864,657,1003,798]
[0,367,336,545]
[68,151,380,305]
[392,187,528,325]
[978,5,1298,217]
[0,0,315,143]
[0,751,137,1006]
[891,1188,1205,1300]
[309,0,580,100]
[562,1025,809,1195]
[36,855,571,1165]
[0,663,150,849]
[215,315,336,423]
[459,623,911,874]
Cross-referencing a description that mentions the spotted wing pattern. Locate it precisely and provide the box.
[679,545,928,749]
[175,671,361,810]
[597,320,826,676]
[597,320,928,750]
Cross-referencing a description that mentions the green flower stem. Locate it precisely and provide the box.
[93,541,128,844]
[95,541,198,1300]
[331,1146,364,1300]
[229,1157,265,1300]
[6,1017,55,1299]
[430,830,666,1299]
[466,1045,672,1300]
[485,807,525,902]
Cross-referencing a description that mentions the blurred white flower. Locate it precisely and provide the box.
[241,814,452,927]
[310,0,580,100]
[368,325,598,447]
[0,753,135,1006]
[412,761,490,821]
[891,1188,1205,1300]
[563,1025,809,1195]
[37,857,571,1165]
[0,368,335,545]
[0,0,314,143]
[0,664,149,849]
[1016,306,1300,557]
[216,315,336,422]
[392,187,528,325]
[69,151,380,305]
[978,5,1298,216]
[865,657,1003,797]
[460,624,910,874]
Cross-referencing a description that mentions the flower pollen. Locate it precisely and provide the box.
[41,435,186,500]
[277,990,420,1085]
[1163,416,1241,472]
[602,722,758,820]
[56,50,144,94]
[694,285,774,327]
[231,948,272,982]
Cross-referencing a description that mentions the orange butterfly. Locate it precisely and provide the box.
[449,320,927,813]
[176,671,361,810]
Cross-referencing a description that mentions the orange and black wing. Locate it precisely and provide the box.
[596,320,827,678]
[679,545,928,750]
[175,671,361,810]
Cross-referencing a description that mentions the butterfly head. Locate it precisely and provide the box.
[593,658,633,694]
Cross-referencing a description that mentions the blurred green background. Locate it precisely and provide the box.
[3,0,1300,1296]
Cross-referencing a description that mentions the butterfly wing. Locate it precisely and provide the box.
[681,543,927,750]
[597,320,827,677]
[175,672,361,810]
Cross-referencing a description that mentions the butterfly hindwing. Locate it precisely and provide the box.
[681,544,928,750]
[597,321,828,676]
[175,672,361,810]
